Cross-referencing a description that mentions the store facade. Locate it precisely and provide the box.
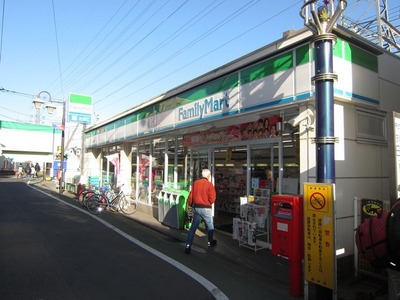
[83,27,400,264]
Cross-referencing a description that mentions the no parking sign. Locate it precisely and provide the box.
[304,183,336,290]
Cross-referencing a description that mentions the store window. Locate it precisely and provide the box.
[137,140,151,204]
[214,147,247,217]
[176,137,189,190]
[160,136,190,190]
[356,109,387,144]
[166,137,175,187]
[131,143,138,200]
[152,138,165,204]
[101,145,120,187]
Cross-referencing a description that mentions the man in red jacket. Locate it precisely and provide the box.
[185,169,217,254]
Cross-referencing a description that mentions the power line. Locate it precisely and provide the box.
[70,0,163,92]
[96,0,302,112]
[90,0,226,96]
[51,0,64,101]
[0,0,5,68]
[48,0,140,95]
[94,0,262,107]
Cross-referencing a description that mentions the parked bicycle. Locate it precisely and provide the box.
[86,185,137,215]
[77,184,111,207]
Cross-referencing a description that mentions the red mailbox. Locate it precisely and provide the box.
[271,194,304,297]
[271,194,303,259]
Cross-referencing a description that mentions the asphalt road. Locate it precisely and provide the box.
[0,177,298,300]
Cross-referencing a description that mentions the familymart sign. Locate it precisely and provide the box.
[68,94,93,124]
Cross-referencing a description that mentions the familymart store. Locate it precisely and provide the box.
[83,40,301,226]
[83,27,399,262]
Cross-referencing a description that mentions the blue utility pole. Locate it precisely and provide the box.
[300,0,347,298]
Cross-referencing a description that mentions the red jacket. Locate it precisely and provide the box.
[188,178,216,208]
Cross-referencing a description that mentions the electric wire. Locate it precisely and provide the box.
[51,0,64,101]
[0,0,5,69]
[73,0,189,92]
[89,0,226,96]
[70,0,164,92]
[45,0,131,93]
[48,0,143,95]
[93,0,261,106]
[96,0,302,112]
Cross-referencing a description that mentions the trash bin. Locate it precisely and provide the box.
[158,191,165,221]
[158,189,189,229]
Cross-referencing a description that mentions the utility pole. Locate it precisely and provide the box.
[300,0,347,299]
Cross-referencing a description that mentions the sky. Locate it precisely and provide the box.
[0,0,394,126]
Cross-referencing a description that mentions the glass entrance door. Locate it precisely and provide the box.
[213,147,247,224]
[190,148,213,182]
[249,145,276,195]
[189,138,283,233]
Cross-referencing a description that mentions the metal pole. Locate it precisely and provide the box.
[300,1,347,298]
[313,37,337,183]
[59,101,66,193]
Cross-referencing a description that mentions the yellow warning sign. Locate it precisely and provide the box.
[304,183,335,290]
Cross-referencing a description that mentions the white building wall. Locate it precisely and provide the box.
[81,150,101,186]
[300,99,392,256]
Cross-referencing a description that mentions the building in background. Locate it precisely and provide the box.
[0,120,82,183]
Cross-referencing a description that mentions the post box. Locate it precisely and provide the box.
[271,194,304,297]
[271,194,303,260]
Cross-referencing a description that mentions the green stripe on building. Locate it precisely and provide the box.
[240,51,293,85]
[0,121,59,133]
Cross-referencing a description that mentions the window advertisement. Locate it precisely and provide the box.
[176,137,189,190]
[131,144,138,200]
[138,140,151,204]
[166,137,189,190]
[183,115,282,147]
[152,138,165,204]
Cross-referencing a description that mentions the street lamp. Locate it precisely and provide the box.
[33,91,66,194]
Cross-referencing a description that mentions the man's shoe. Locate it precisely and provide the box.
[185,245,191,254]
[208,240,217,247]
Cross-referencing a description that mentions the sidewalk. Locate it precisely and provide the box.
[30,178,389,300]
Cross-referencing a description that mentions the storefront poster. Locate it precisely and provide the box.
[183,116,282,147]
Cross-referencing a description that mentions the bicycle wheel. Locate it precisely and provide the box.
[86,194,106,215]
[82,191,97,207]
[119,194,137,214]
[78,190,90,206]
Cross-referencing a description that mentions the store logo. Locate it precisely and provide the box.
[178,93,229,121]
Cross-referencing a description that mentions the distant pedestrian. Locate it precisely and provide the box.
[34,163,41,177]
[25,164,32,179]
[31,165,36,178]
[184,169,217,254]
[16,163,24,178]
